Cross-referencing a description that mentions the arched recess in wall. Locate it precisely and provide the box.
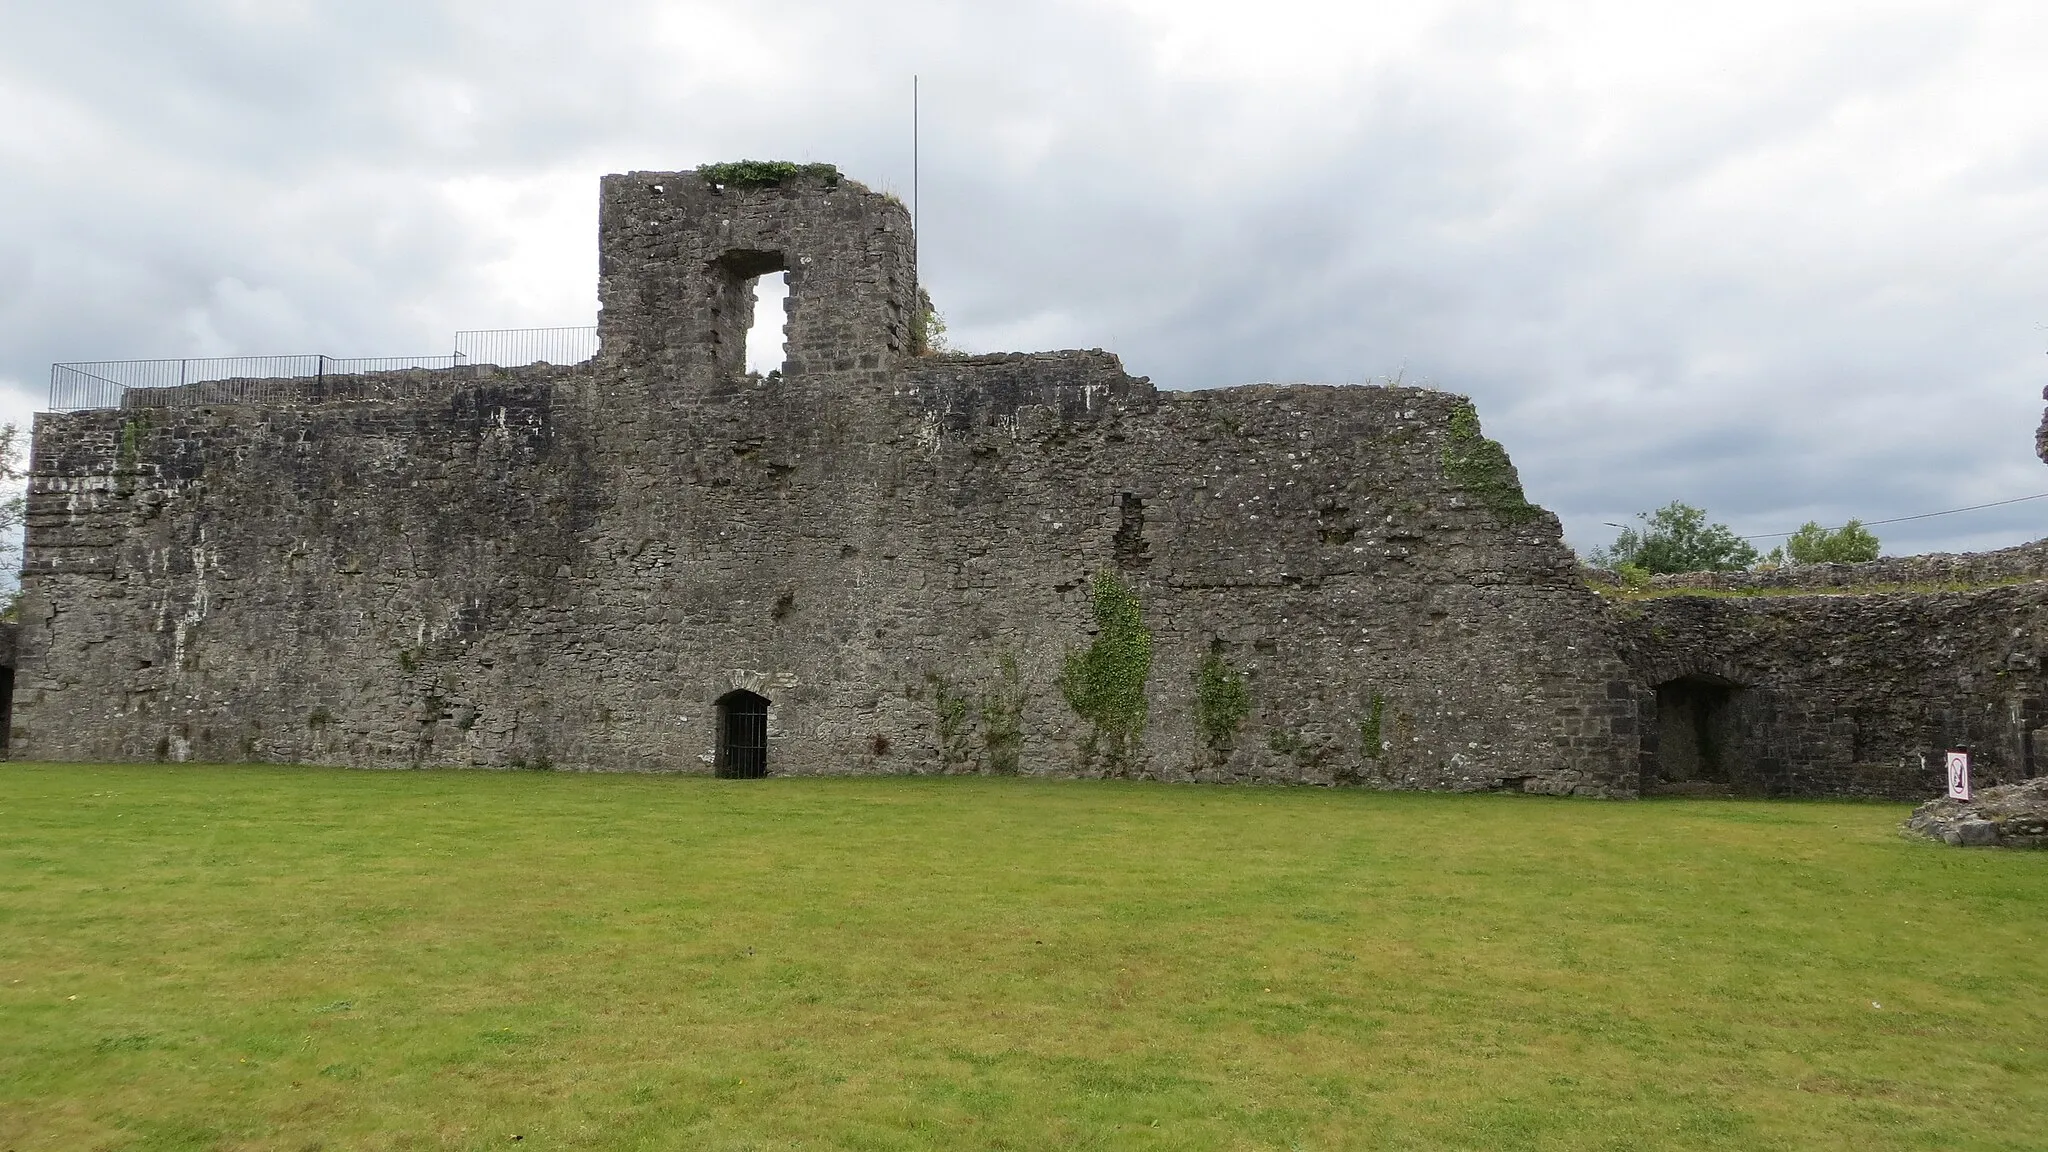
[1649,672,1744,795]
[716,689,770,779]
[1634,655,1766,796]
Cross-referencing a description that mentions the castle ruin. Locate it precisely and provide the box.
[12,164,2045,799]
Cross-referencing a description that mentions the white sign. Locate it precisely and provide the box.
[1946,749,1972,801]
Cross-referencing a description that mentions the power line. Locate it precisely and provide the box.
[1738,491,2048,541]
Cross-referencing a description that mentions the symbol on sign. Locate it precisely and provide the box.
[1946,749,1972,801]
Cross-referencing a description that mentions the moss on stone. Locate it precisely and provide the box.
[1440,400,1538,523]
[1359,692,1387,758]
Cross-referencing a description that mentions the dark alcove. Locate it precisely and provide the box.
[1649,675,1742,795]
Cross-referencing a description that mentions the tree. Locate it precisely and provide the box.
[1775,519,1881,565]
[1592,501,1758,574]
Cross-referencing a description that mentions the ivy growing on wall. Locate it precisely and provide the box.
[926,671,974,772]
[1059,570,1153,772]
[1192,650,1250,749]
[1440,400,1538,523]
[979,652,1025,775]
[697,160,842,188]
[1359,691,1387,758]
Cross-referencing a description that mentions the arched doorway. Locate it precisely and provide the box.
[0,665,13,754]
[716,690,770,779]
[1649,674,1741,795]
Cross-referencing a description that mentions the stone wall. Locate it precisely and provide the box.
[1609,581,2048,798]
[22,162,2046,802]
[2037,383,2048,465]
[17,368,597,765]
[1613,539,2048,594]
[1586,412,2048,801]
[11,166,1638,794]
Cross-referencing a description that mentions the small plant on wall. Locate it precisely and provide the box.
[116,413,149,474]
[980,652,1025,775]
[1059,571,1153,774]
[926,672,974,772]
[696,160,841,188]
[908,288,949,356]
[1359,691,1388,759]
[1192,649,1250,752]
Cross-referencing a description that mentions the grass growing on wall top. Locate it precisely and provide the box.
[697,160,842,188]
[3,764,2046,1150]
[1441,399,1539,523]
[1590,574,2046,602]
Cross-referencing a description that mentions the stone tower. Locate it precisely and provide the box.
[595,166,916,398]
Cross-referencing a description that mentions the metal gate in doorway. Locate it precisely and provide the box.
[717,690,769,778]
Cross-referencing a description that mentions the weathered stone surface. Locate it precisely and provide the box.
[2037,383,2048,465]
[11,166,1636,793]
[1903,778,2048,847]
[20,162,2044,800]
[1609,582,2048,799]
[1622,540,2048,594]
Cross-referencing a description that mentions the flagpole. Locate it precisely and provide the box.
[912,74,920,238]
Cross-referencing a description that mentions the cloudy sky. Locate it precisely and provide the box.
[3,0,2044,556]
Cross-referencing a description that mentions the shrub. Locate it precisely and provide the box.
[1059,571,1152,771]
[908,288,948,356]
[696,161,841,188]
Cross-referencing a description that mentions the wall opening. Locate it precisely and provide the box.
[716,689,770,779]
[745,271,789,377]
[1650,675,1739,795]
[711,248,788,379]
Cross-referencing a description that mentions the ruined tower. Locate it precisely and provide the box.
[595,165,916,394]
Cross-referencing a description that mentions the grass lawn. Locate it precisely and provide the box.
[2,766,2044,1151]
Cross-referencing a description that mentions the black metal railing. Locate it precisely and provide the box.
[47,326,599,412]
[49,355,458,412]
[454,326,598,369]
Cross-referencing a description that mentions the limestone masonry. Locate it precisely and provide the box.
[12,165,2044,799]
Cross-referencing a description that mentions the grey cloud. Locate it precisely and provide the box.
[2,0,2042,562]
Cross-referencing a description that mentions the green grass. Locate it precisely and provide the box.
[2,766,2044,1151]
[1590,575,2042,602]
